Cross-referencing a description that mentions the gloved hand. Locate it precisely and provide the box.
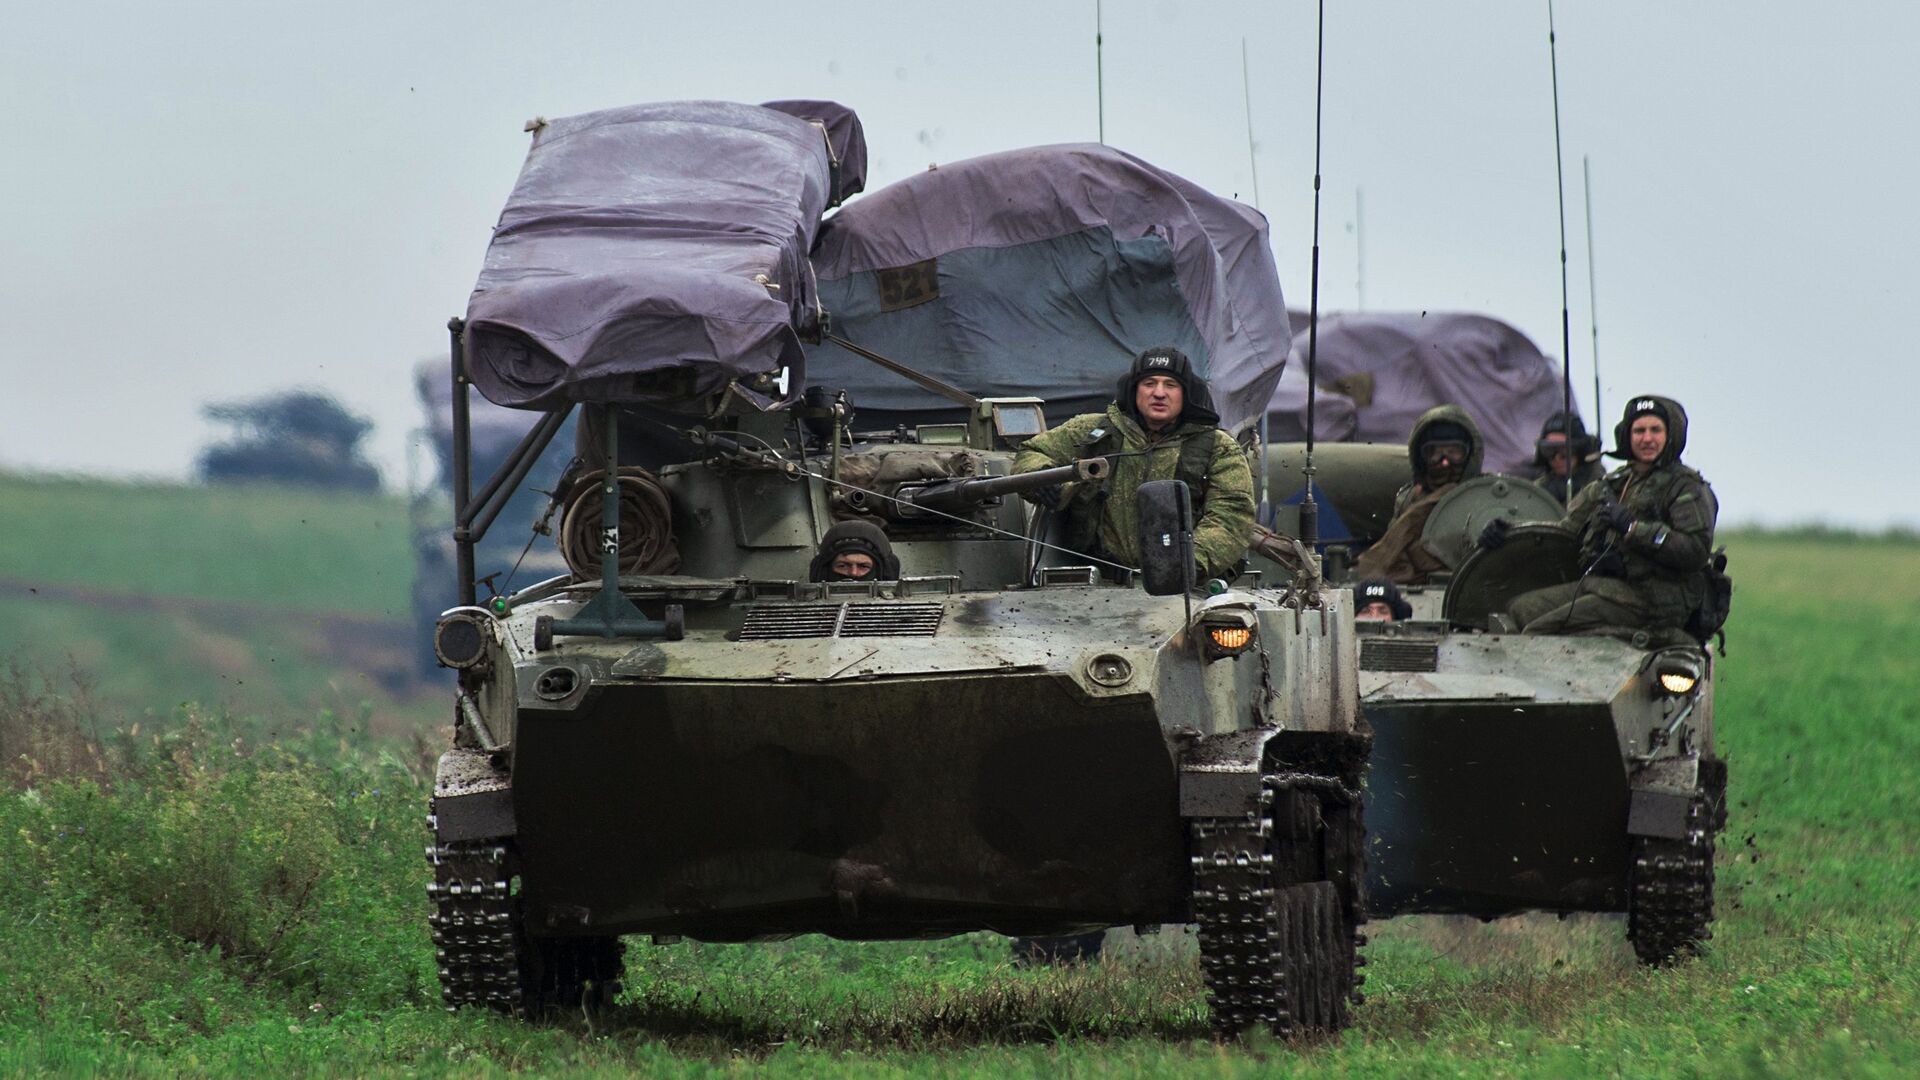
[1478,518,1512,551]
[1596,502,1635,534]
[1022,484,1062,511]
[1591,549,1627,577]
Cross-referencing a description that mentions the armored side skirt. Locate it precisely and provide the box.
[510,673,1189,940]
[1365,701,1631,917]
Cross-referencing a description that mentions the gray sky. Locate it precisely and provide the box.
[5,2,1914,526]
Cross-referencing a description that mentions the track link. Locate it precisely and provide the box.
[1627,784,1719,966]
[1191,775,1366,1038]
[427,806,624,1015]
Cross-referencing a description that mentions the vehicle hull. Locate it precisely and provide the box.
[1365,700,1629,917]
[511,672,1189,940]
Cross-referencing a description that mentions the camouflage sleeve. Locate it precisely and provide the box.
[1193,432,1257,578]
[1013,413,1100,474]
[1562,477,1608,532]
[1629,475,1717,570]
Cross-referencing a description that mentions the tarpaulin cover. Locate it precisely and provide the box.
[760,100,867,205]
[802,143,1292,436]
[1266,311,1578,474]
[462,100,856,412]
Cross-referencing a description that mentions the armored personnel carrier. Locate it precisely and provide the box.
[424,101,1372,1036]
[1252,430,1728,966]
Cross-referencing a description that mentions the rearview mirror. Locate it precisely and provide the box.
[1136,480,1195,596]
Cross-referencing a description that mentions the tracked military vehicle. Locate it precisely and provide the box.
[1251,432,1728,966]
[424,101,1372,1036]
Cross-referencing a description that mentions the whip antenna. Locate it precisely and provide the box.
[1547,0,1575,504]
[1584,154,1603,430]
[1243,37,1273,525]
[1096,0,1105,143]
[1355,186,1366,310]
[1241,38,1262,209]
[1300,0,1327,549]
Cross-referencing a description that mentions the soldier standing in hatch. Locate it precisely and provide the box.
[1523,410,1606,504]
[1012,346,1255,582]
[1498,395,1717,642]
[808,520,901,582]
[1351,405,1485,584]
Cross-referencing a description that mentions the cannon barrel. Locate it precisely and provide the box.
[902,457,1110,515]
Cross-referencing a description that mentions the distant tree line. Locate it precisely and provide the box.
[198,389,381,491]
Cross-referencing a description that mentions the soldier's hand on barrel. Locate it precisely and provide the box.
[1596,502,1635,534]
[1477,518,1511,551]
[1022,484,1063,510]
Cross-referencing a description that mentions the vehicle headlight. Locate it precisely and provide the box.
[1658,671,1697,694]
[1650,651,1703,696]
[1209,626,1254,651]
[434,609,493,670]
[1199,611,1257,660]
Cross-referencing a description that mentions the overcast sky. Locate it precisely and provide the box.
[5,1,1915,526]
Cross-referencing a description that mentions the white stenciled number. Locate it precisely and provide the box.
[601,526,619,554]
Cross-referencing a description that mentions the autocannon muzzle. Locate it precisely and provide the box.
[898,457,1110,517]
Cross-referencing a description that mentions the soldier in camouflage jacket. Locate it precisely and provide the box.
[1013,346,1255,582]
[1508,395,1718,640]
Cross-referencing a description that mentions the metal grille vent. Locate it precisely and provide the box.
[840,603,944,637]
[739,605,842,640]
[1360,637,1440,672]
[739,603,944,641]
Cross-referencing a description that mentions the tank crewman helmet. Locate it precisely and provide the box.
[1355,578,1413,621]
[1113,345,1221,429]
[808,520,902,582]
[1535,410,1602,467]
[1606,394,1689,467]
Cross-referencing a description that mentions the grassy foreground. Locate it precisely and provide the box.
[1,485,1917,1074]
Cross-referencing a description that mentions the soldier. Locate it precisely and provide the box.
[1355,578,1413,622]
[808,520,901,582]
[1501,395,1717,642]
[1013,346,1256,582]
[1525,410,1605,504]
[1351,405,1484,584]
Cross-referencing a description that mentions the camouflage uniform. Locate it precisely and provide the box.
[1014,350,1256,581]
[1353,405,1485,585]
[1510,396,1717,640]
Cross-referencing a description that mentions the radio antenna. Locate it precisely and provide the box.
[1583,154,1602,429]
[1242,37,1274,525]
[1355,186,1366,311]
[1095,0,1106,143]
[1547,0,1575,504]
[1241,38,1261,209]
[1300,0,1326,549]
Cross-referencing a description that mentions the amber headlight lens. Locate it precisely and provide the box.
[1209,626,1254,651]
[1659,671,1697,694]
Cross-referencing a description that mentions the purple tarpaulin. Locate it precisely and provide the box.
[1267,311,1579,474]
[461,100,861,412]
[804,143,1292,436]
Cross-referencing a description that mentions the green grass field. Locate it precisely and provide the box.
[2,473,1916,1076]
[0,471,437,728]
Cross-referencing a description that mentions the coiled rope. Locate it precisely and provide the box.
[557,467,680,578]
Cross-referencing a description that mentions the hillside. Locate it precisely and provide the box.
[0,472,437,726]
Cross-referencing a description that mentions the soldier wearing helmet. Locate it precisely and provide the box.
[1352,405,1485,585]
[808,520,901,582]
[1355,578,1413,622]
[1504,395,1718,642]
[1525,410,1605,505]
[1012,345,1256,583]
